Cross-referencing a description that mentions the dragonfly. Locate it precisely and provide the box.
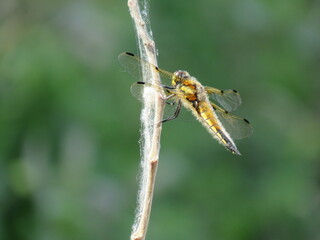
[118,52,252,155]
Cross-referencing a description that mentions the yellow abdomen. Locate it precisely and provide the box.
[196,101,228,146]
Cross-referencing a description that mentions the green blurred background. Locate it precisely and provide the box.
[0,0,319,239]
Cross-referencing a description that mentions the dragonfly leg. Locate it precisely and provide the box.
[162,85,175,90]
[165,93,175,100]
[161,100,181,123]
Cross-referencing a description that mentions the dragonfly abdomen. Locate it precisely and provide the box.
[196,102,241,155]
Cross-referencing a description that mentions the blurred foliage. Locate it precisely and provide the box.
[0,0,319,240]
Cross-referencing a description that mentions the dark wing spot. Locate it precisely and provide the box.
[137,81,145,85]
[221,90,224,94]
[225,110,229,114]
[212,105,216,110]
[126,52,135,56]
[155,66,159,71]
[244,118,250,124]
[232,89,238,93]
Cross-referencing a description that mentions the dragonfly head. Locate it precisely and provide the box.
[172,70,191,87]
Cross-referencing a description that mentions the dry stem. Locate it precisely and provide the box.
[127,0,164,240]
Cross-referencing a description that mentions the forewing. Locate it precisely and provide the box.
[118,52,173,81]
[205,86,242,112]
[212,103,252,139]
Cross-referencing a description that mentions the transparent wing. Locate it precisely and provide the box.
[118,52,173,81]
[205,86,242,112]
[130,82,147,101]
[130,82,167,101]
[131,81,185,121]
[211,102,252,139]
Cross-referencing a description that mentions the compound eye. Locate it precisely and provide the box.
[182,72,190,80]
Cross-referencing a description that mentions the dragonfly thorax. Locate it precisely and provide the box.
[171,70,191,87]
